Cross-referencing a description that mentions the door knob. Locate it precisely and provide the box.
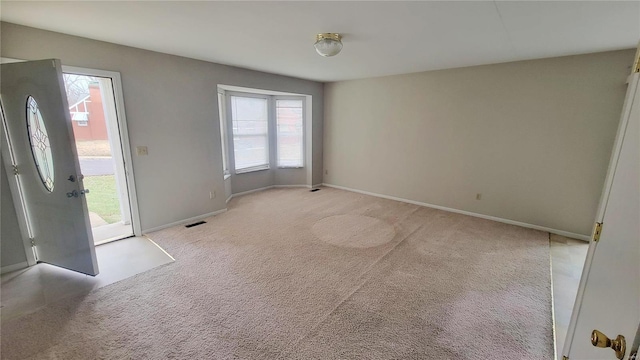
[66,190,79,198]
[80,189,90,195]
[592,329,626,359]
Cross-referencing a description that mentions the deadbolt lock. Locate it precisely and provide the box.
[591,329,626,360]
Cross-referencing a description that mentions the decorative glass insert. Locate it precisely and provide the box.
[26,96,55,192]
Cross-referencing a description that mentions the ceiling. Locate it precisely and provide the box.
[1,1,639,82]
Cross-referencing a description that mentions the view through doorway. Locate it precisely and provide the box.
[63,72,134,244]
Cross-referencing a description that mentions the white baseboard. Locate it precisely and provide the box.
[142,209,227,234]
[229,185,275,199]
[1,261,29,274]
[228,184,309,202]
[312,183,323,188]
[322,183,590,241]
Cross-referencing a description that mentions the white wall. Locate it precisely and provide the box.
[1,22,323,232]
[323,50,634,237]
[224,177,232,202]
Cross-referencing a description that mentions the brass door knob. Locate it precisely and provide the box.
[591,329,626,359]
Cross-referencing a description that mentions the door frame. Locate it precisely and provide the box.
[562,71,639,357]
[62,65,142,238]
[1,57,38,267]
[1,106,37,267]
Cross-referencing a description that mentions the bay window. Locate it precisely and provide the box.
[223,90,305,174]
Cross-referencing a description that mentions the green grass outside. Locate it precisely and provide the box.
[83,175,121,224]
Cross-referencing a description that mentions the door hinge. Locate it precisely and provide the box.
[30,237,35,247]
[593,222,603,242]
[12,164,19,175]
[562,356,569,360]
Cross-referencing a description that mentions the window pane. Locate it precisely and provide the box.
[233,135,268,170]
[231,96,269,171]
[232,97,268,121]
[276,99,303,167]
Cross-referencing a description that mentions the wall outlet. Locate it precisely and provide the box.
[136,146,148,156]
[476,193,482,200]
[210,191,215,199]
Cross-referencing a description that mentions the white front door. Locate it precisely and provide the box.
[1,59,99,276]
[563,57,639,358]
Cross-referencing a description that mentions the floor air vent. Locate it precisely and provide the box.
[310,188,321,192]
[185,221,206,228]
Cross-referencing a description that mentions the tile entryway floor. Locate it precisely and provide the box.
[1,236,173,322]
[550,234,589,358]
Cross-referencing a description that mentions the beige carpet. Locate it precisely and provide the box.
[1,187,553,359]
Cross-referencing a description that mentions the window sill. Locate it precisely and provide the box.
[235,165,270,175]
[224,174,231,180]
[278,166,304,169]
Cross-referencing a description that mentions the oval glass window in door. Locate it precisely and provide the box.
[26,96,55,192]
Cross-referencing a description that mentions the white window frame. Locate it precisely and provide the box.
[217,90,230,179]
[274,95,305,169]
[62,65,142,238]
[218,85,309,178]
[227,91,271,174]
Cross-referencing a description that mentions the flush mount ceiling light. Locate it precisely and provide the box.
[314,33,343,57]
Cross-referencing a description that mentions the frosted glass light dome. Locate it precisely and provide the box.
[314,33,343,57]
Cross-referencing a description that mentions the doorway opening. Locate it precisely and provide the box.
[62,69,139,244]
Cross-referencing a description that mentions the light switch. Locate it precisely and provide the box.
[136,146,148,156]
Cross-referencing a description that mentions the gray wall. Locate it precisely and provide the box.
[1,22,323,231]
[1,164,27,268]
[232,168,308,194]
[324,50,634,237]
